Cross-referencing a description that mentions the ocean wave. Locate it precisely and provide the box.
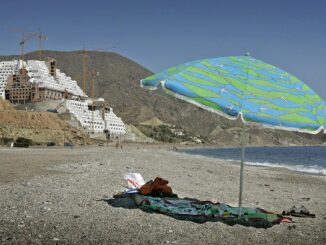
[181,147,326,176]
[244,161,326,176]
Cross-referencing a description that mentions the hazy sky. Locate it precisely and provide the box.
[0,0,325,99]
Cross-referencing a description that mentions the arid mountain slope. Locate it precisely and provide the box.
[0,99,91,145]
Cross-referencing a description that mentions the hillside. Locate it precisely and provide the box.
[0,99,91,145]
[0,51,324,146]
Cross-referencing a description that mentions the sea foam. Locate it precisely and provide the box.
[244,161,326,176]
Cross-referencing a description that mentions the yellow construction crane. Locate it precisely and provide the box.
[11,28,47,63]
[81,46,113,133]
[19,31,38,63]
[19,31,47,62]
[90,69,99,98]
[79,46,112,97]
[90,69,99,133]
[81,47,87,93]
[37,31,48,60]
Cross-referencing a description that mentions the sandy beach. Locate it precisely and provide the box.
[0,144,325,244]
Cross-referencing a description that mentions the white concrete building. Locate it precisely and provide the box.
[26,60,86,98]
[0,60,20,99]
[65,99,125,135]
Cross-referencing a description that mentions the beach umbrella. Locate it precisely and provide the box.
[140,55,326,217]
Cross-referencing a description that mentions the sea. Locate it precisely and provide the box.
[181,146,326,176]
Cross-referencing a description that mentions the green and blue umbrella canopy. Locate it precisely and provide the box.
[141,56,326,134]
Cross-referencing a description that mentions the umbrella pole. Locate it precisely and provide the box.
[238,123,246,218]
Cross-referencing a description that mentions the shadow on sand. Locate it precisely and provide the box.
[103,196,138,209]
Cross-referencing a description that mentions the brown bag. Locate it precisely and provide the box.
[139,177,172,195]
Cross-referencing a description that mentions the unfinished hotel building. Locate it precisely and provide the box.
[0,59,126,136]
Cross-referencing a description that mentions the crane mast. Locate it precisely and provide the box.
[37,31,48,60]
[19,32,38,63]
[14,30,47,65]
[82,47,87,93]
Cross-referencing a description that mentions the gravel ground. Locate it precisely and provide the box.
[0,145,325,244]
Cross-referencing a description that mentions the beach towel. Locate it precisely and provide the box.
[137,195,291,228]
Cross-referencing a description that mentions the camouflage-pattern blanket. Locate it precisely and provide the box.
[137,195,291,228]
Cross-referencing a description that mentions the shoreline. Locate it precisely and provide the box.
[178,145,326,177]
[177,143,326,150]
